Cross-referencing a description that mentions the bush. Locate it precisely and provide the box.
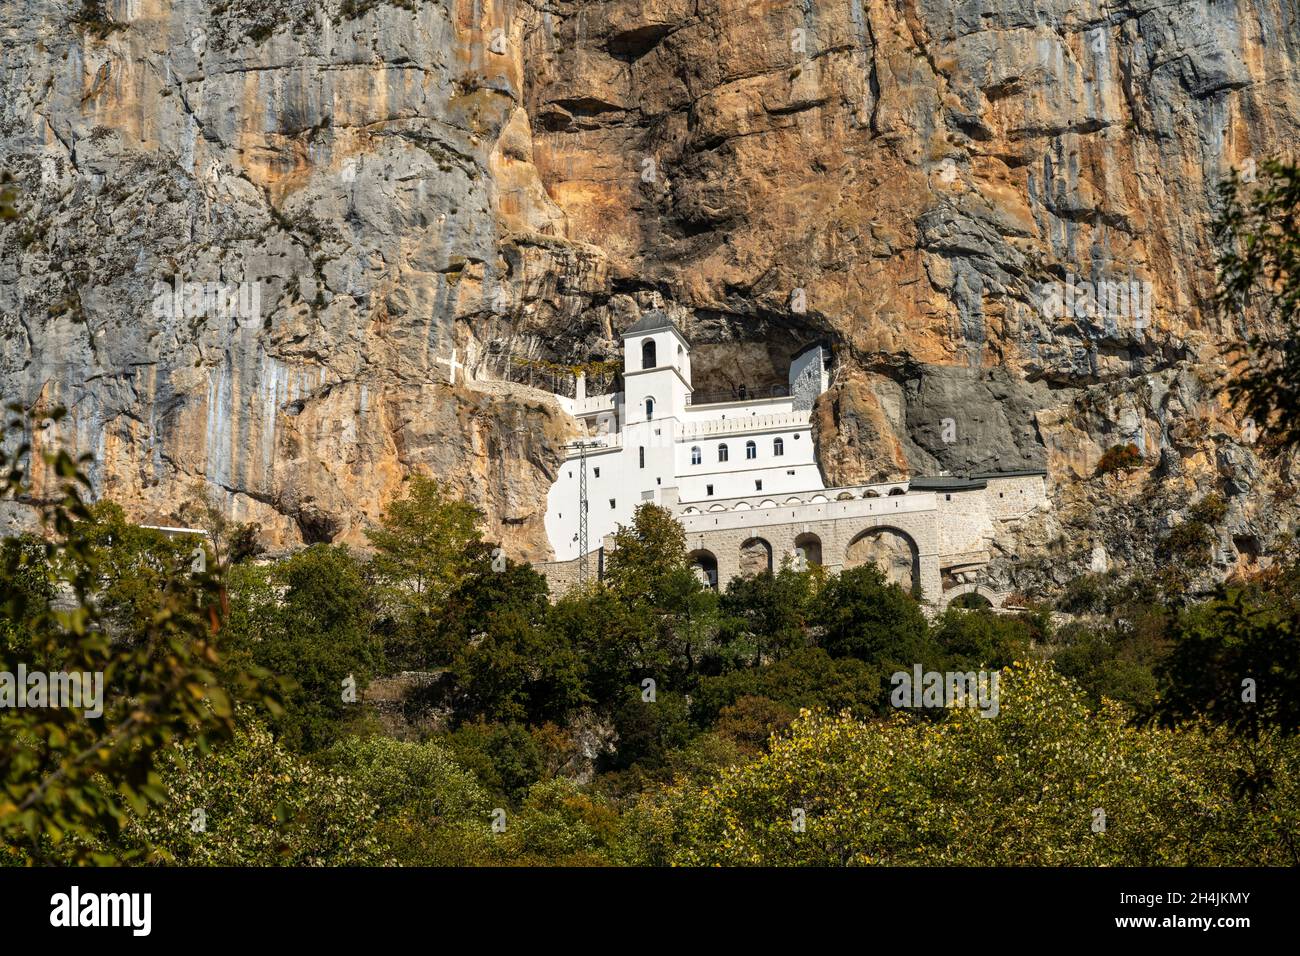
[1095,443,1142,475]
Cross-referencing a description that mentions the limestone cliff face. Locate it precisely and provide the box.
[1,0,1297,585]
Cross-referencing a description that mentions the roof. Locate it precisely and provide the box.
[907,476,988,492]
[621,310,680,338]
[970,468,1049,479]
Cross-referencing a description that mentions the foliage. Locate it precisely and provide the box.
[322,735,491,865]
[630,662,1300,865]
[693,647,884,725]
[1155,574,1300,737]
[1214,157,1300,449]
[0,406,276,865]
[365,475,483,669]
[222,545,380,752]
[1095,442,1142,475]
[114,720,391,865]
[811,564,932,666]
[716,565,820,667]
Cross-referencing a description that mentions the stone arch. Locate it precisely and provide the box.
[739,537,773,576]
[810,494,829,503]
[864,489,880,498]
[888,487,906,496]
[794,532,822,567]
[942,582,1006,609]
[734,501,752,511]
[758,499,777,508]
[689,549,719,589]
[844,526,919,591]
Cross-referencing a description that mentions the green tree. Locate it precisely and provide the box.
[717,564,820,667]
[603,504,718,683]
[365,475,483,668]
[366,475,483,599]
[323,734,492,865]
[0,406,275,864]
[1155,571,1300,737]
[812,564,932,666]
[224,544,381,752]
[116,719,391,865]
[1215,158,1300,448]
[631,662,1300,866]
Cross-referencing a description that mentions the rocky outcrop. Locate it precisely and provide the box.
[1,0,1297,587]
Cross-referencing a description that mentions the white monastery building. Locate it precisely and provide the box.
[545,311,829,562]
[540,312,1048,609]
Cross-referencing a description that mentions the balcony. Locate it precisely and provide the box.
[686,384,790,406]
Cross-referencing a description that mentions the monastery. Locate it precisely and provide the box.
[537,312,1047,609]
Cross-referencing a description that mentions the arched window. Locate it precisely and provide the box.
[645,397,654,420]
[745,440,757,460]
[718,443,729,463]
[641,339,656,370]
[690,446,702,465]
[773,437,784,456]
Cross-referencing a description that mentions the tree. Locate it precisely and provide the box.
[603,505,718,684]
[223,544,381,752]
[812,564,932,666]
[0,406,276,864]
[366,475,483,600]
[603,503,689,606]
[631,662,1300,866]
[115,719,392,865]
[1215,157,1300,448]
[323,734,492,865]
[1154,570,1300,737]
[717,564,820,668]
[365,475,483,668]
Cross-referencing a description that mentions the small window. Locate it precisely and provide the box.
[745,440,757,460]
[945,494,952,501]
[656,477,661,485]
[787,470,795,476]
[639,447,645,468]
[593,467,600,478]
[718,444,729,463]
[691,446,702,465]
[773,437,784,456]
[706,484,714,496]
[641,339,656,370]
[645,397,655,420]
[755,480,763,491]
[609,499,616,509]
[794,433,801,440]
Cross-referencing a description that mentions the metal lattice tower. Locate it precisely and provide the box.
[572,440,603,582]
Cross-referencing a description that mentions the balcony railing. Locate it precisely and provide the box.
[686,384,790,406]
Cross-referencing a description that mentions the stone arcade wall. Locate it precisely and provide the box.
[537,474,1048,607]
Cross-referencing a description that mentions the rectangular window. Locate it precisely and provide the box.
[609,499,616,509]
[594,467,600,478]
[706,484,714,496]
[755,480,762,491]
[639,447,645,468]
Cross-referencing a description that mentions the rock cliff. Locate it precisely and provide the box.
[1,0,1297,587]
